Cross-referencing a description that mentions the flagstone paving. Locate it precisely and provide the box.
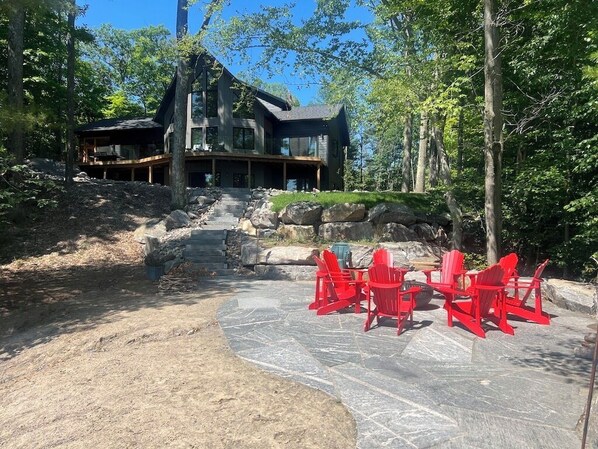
[217,279,596,449]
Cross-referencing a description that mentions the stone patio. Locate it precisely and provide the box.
[216,278,596,449]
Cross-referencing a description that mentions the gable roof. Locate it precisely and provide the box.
[154,53,292,123]
[272,104,344,122]
[77,118,162,133]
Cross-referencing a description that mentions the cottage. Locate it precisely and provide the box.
[77,54,350,190]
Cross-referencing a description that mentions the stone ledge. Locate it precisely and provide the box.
[543,279,597,317]
[254,264,317,281]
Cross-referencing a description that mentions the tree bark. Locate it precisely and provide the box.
[483,0,504,264]
[457,106,464,175]
[415,111,428,193]
[432,114,463,250]
[171,0,190,210]
[65,1,76,185]
[428,132,438,188]
[170,0,222,210]
[401,113,413,192]
[7,3,25,164]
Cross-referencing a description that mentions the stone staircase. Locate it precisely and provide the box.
[183,188,250,275]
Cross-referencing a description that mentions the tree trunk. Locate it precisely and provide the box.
[7,3,25,164]
[457,106,464,175]
[65,1,76,185]
[171,0,190,210]
[483,0,504,264]
[401,113,413,192]
[428,133,438,188]
[415,111,428,193]
[432,114,463,250]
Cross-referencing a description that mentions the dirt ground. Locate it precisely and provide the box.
[0,181,356,448]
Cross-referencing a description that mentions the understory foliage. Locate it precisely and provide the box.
[207,0,598,280]
[1,1,596,279]
[0,148,62,234]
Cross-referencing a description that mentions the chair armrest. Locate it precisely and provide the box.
[422,268,441,283]
[368,281,403,289]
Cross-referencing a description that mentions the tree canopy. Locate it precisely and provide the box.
[0,0,596,279]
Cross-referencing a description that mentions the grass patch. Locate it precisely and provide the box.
[269,191,447,214]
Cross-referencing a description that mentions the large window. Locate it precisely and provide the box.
[191,72,205,120]
[206,68,218,118]
[233,127,255,151]
[191,68,219,119]
[206,126,218,150]
[191,128,202,149]
[277,136,319,157]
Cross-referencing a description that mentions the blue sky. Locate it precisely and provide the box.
[77,0,352,105]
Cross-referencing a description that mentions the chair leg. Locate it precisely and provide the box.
[445,293,454,327]
[364,310,376,332]
[308,277,322,310]
[317,300,351,315]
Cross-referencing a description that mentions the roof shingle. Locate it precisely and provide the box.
[272,104,343,122]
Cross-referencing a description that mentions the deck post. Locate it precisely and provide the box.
[283,162,287,190]
[103,167,107,179]
[131,167,135,181]
[316,165,321,190]
[148,165,153,184]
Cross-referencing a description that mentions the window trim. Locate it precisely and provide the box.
[233,127,255,151]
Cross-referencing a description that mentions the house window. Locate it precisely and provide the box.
[167,132,174,153]
[206,126,218,150]
[206,68,219,118]
[191,128,202,149]
[191,74,204,120]
[308,136,318,156]
[280,137,290,156]
[233,127,255,151]
[206,90,218,118]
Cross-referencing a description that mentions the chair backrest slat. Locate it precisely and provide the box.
[368,264,403,316]
[373,248,394,267]
[474,264,504,315]
[498,253,518,283]
[440,250,465,284]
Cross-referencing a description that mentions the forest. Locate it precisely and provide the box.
[0,0,596,279]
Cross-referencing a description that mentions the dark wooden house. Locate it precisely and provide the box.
[77,55,350,190]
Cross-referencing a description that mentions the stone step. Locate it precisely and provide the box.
[208,269,240,277]
[190,229,226,238]
[183,246,225,257]
[191,262,228,270]
[185,256,227,265]
[185,240,226,248]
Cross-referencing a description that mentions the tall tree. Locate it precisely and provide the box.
[65,0,76,185]
[171,0,190,210]
[414,111,428,193]
[6,1,25,163]
[483,0,504,264]
[171,0,224,210]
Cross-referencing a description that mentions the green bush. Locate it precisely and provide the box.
[269,191,447,214]
[0,148,63,231]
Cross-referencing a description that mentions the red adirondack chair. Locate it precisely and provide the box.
[423,250,466,299]
[308,255,332,310]
[373,248,394,266]
[364,264,421,335]
[446,264,514,338]
[316,250,366,315]
[504,259,550,325]
[498,252,519,284]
